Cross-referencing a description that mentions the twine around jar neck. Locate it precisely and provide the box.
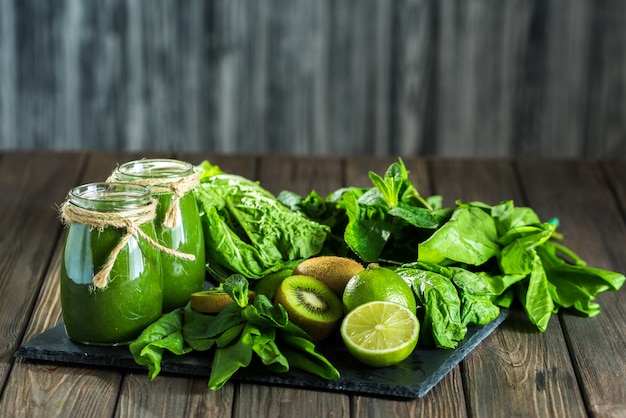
[59,198,195,289]
[107,171,200,229]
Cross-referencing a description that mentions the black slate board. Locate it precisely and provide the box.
[15,310,508,399]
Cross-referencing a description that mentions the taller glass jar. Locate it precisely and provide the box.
[59,182,163,345]
[112,159,206,312]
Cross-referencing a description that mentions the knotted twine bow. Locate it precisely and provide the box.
[59,198,196,289]
[107,171,200,229]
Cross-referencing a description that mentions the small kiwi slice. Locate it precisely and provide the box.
[190,288,256,314]
[292,256,364,296]
[275,275,343,341]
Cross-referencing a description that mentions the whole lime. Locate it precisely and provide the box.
[342,265,416,314]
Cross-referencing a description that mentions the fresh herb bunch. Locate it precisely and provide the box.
[280,158,625,345]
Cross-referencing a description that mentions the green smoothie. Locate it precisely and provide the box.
[60,183,163,345]
[113,159,206,312]
[153,189,206,311]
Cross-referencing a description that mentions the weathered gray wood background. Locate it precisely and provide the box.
[1,0,625,157]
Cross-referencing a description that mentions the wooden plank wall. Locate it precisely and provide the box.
[1,0,625,157]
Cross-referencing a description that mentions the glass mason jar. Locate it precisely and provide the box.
[112,159,206,312]
[60,183,163,345]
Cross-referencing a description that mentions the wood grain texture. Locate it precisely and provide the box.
[235,384,349,418]
[0,151,125,418]
[0,363,122,418]
[428,159,587,417]
[352,368,468,418]
[1,1,625,157]
[257,154,344,196]
[0,152,83,393]
[4,152,626,417]
[118,373,235,418]
[518,160,626,417]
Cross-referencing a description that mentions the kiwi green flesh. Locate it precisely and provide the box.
[280,276,342,322]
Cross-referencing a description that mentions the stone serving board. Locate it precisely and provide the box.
[15,310,508,399]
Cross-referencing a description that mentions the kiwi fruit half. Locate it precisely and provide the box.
[292,256,364,296]
[190,288,256,314]
[275,275,343,341]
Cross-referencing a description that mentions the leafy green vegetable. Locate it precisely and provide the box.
[342,190,394,262]
[129,157,625,389]
[396,266,466,348]
[368,162,406,209]
[520,254,555,332]
[418,203,500,266]
[396,261,500,348]
[300,159,442,263]
[130,275,339,389]
[209,323,255,389]
[538,241,625,317]
[278,334,340,380]
[249,328,289,373]
[224,274,251,307]
[281,157,625,338]
[195,160,226,180]
[447,268,501,326]
[183,303,244,351]
[129,308,192,379]
[193,162,329,281]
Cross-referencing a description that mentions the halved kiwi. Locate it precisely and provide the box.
[292,256,364,296]
[190,288,256,314]
[275,275,343,341]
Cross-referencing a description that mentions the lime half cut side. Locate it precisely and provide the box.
[340,301,419,367]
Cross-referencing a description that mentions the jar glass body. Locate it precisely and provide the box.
[60,183,163,345]
[115,159,206,312]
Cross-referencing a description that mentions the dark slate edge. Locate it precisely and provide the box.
[414,310,509,396]
[14,310,508,399]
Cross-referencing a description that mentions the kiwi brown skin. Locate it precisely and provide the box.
[190,289,256,314]
[292,256,364,296]
[275,275,343,341]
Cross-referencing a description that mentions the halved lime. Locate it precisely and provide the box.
[340,301,419,367]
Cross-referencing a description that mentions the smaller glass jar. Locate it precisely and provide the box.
[112,159,206,312]
[60,183,163,346]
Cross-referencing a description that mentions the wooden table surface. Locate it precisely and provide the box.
[1,151,625,418]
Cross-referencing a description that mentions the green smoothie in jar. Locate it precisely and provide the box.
[59,183,163,345]
[112,159,206,312]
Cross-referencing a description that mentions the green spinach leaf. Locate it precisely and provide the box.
[279,334,340,380]
[396,267,466,349]
[419,204,500,266]
[129,308,192,379]
[131,274,340,389]
[208,323,255,390]
[538,241,625,317]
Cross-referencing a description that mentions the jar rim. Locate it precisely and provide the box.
[115,159,193,180]
[69,182,152,211]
